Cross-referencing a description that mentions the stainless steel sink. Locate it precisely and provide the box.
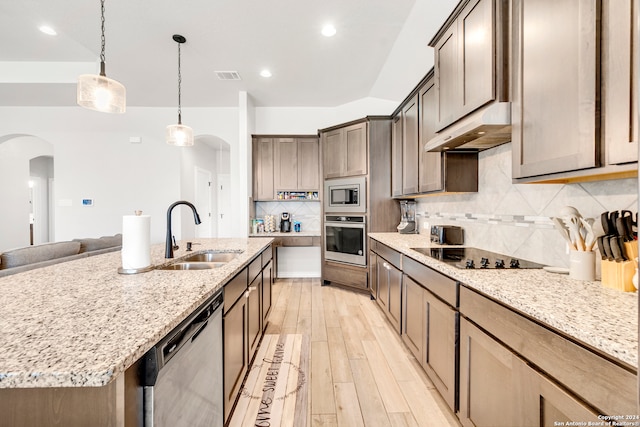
[159,262,221,270]
[182,251,239,263]
[157,251,240,270]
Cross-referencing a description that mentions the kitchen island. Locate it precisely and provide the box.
[0,237,273,425]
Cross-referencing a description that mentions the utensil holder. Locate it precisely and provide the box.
[569,250,595,281]
[601,259,636,292]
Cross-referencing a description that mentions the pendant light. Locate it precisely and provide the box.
[166,34,194,146]
[77,0,126,113]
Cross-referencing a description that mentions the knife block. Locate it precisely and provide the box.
[601,259,636,292]
[623,241,638,260]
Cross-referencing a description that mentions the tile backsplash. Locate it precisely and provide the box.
[254,201,321,232]
[416,144,638,267]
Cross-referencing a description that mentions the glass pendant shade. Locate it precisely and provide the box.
[77,72,126,113]
[166,123,194,146]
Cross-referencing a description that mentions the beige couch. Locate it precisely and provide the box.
[0,235,122,277]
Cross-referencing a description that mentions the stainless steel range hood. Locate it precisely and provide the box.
[424,102,512,152]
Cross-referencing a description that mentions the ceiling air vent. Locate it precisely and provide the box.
[215,71,241,81]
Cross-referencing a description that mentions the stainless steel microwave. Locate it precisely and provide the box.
[324,176,366,213]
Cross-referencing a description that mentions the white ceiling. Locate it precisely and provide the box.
[0,0,456,108]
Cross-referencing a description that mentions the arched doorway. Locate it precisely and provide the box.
[0,134,54,251]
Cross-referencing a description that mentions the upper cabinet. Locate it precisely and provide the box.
[322,122,368,178]
[252,135,319,201]
[512,0,638,181]
[391,71,479,197]
[431,0,508,132]
[274,137,320,191]
[602,0,638,165]
[252,137,275,201]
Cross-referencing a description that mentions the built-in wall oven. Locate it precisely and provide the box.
[324,176,366,213]
[324,215,366,266]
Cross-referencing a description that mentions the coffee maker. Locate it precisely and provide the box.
[280,212,292,232]
[397,200,417,234]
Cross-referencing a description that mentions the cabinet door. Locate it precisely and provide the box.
[434,24,460,131]
[262,260,272,331]
[253,138,275,200]
[602,0,638,164]
[424,290,457,412]
[517,363,600,427]
[274,138,298,190]
[460,0,496,116]
[369,251,378,299]
[402,275,424,362]
[459,317,521,427]
[322,128,346,178]
[387,262,402,334]
[344,122,367,176]
[297,138,320,190]
[402,94,419,195]
[376,257,390,312]
[419,77,444,192]
[512,0,599,178]
[248,274,262,361]
[223,297,247,422]
[391,114,403,197]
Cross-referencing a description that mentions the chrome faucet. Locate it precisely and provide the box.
[165,200,202,258]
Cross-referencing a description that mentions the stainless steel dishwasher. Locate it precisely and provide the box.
[141,290,223,427]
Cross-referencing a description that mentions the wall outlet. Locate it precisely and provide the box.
[423,221,429,231]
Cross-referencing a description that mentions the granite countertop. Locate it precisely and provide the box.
[369,232,638,370]
[0,237,273,389]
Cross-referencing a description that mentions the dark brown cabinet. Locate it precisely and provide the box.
[432,0,505,131]
[401,94,419,195]
[372,243,402,334]
[391,70,479,197]
[391,114,403,197]
[402,256,458,412]
[459,317,599,427]
[252,138,275,201]
[274,137,320,191]
[223,245,272,423]
[223,270,248,422]
[322,122,368,178]
[252,136,319,201]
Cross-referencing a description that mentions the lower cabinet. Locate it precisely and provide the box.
[223,245,273,423]
[262,260,272,331]
[459,317,599,427]
[223,289,247,422]
[375,251,402,334]
[247,272,262,361]
[402,273,457,412]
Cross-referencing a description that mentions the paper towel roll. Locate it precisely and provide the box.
[121,214,151,270]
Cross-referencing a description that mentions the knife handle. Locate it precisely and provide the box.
[609,235,624,262]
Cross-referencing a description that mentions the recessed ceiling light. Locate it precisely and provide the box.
[321,24,336,37]
[39,25,57,36]
[260,69,272,78]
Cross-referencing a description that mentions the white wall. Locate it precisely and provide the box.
[0,106,239,250]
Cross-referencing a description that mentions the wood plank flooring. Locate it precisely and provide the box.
[229,278,461,427]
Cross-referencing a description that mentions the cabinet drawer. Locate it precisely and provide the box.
[261,245,273,268]
[403,256,458,307]
[248,255,262,283]
[375,242,401,269]
[459,285,636,415]
[224,268,248,314]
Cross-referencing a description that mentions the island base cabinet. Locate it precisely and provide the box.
[248,273,262,362]
[459,317,599,427]
[223,297,247,423]
[262,260,272,331]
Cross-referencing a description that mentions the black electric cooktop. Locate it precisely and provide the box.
[411,247,545,269]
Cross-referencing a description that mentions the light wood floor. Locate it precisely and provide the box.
[230,278,461,427]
